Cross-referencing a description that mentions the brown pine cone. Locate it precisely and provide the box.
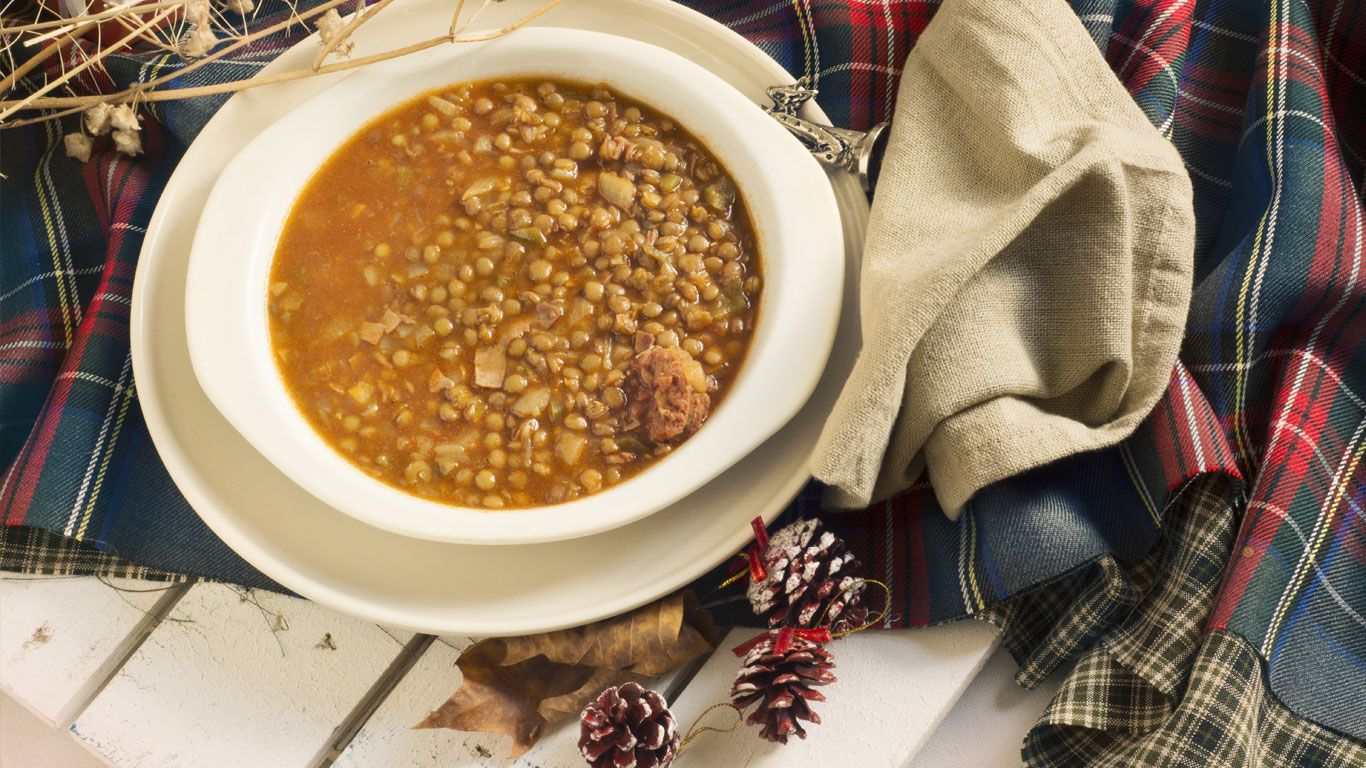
[747,519,869,632]
[730,633,837,743]
[579,682,680,768]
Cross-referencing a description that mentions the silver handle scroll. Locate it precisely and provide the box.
[763,84,889,193]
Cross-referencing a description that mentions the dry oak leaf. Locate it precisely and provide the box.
[415,591,718,757]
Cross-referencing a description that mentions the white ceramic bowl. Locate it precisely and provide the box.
[185,26,842,545]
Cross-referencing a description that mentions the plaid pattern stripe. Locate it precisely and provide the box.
[0,523,195,583]
[1005,476,1366,765]
[989,476,1237,692]
[1027,631,1366,766]
[3,0,1365,756]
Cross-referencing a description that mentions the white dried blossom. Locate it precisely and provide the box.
[179,24,217,58]
[103,105,143,157]
[64,132,93,162]
[185,0,211,27]
[112,129,143,156]
[84,103,113,136]
[315,9,353,58]
[109,104,140,133]
[222,0,255,14]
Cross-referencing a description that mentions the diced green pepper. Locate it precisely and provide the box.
[615,434,651,455]
[714,279,749,318]
[703,180,735,212]
[512,227,548,244]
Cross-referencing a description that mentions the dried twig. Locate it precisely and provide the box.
[310,0,386,70]
[0,0,189,35]
[107,7,184,54]
[0,0,353,111]
[0,18,98,95]
[456,0,560,43]
[3,102,90,128]
[447,0,469,36]
[0,6,180,122]
[0,0,566,143]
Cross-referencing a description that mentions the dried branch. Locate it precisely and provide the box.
[108,7,184,54]
[0,5,180,122]
[0,18,97,94]
[0,0,567,144]
[0,1,188,35]
[458,0,560,43]
[447,0,470,37]
[0,0,354,111]
[310,0,384,70]
[3,102,88,128]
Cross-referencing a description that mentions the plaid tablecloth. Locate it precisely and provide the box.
[3,0,1364,764]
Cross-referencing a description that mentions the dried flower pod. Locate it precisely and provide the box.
[112,129,142,156]
[109,104,139,133]
[64,133,93,162]
[315,9,354,57]
[179,25,217,59]
[579,682,679,768]
[185,0,211,27]
[84,103,113,136]
[221,0,254,14]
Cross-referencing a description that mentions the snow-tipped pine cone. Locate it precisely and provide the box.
[747,519,869,632]
[730,633,837,744]
[579,682,679,768]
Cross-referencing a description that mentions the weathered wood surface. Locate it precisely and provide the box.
[0,577,1018,768]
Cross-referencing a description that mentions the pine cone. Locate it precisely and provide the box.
[748,519,869,632]
[730,633,837,743]
[579,682,679,768]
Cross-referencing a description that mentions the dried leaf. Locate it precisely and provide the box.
[415,642,591,753]
[415,591,717,757]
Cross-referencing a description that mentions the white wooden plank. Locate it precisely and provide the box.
[667,621,1000,768]
[1,689,114,768]
[70,583,410,768]
[909,646,1062,768]
[0,576,172,723]
[334,638,706,768]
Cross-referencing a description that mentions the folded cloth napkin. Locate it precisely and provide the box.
[813,0,1194,517]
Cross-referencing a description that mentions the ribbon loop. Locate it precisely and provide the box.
[750,517,769,549]
[747,517,769,582]
[731,626,833,657]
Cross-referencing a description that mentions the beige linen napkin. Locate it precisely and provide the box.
[812,0,1194,518]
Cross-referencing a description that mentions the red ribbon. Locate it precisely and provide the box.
[747,517,770,582]
[731,626,832,657]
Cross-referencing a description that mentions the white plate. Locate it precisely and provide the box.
[131,0,866,635]
[185,27,843,545]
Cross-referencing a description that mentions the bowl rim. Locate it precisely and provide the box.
[184,26,842,544]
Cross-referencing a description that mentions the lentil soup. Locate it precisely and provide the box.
[268,78,762,510]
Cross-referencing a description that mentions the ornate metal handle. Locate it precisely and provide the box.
[764,84,890,193]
